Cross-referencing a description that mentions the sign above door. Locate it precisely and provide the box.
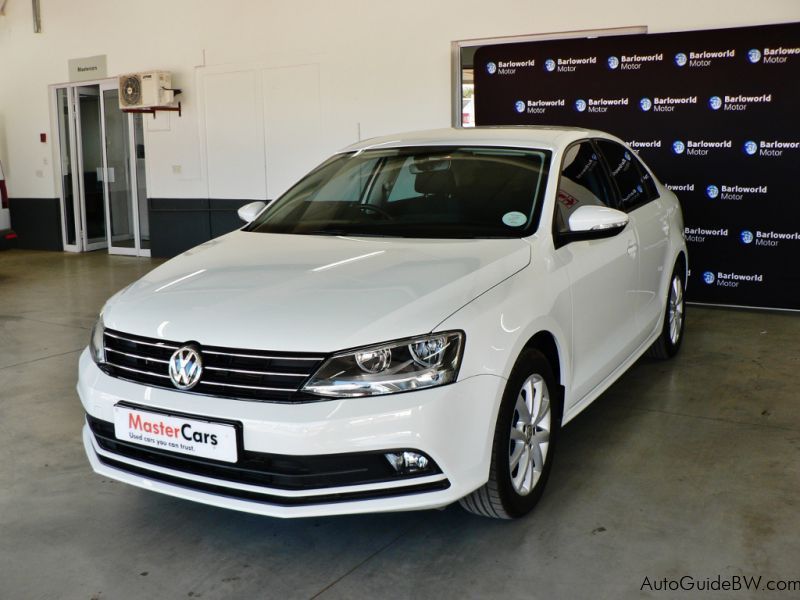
[68,55,107,82]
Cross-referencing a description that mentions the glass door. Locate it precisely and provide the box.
[75,85,108,251]
[53,81,150,256]
[133,115,151,253]
[100,83,150,256]
[55,88,80,252]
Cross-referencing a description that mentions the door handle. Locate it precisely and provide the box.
[627,240,638,258]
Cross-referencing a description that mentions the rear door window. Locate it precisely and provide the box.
[554,141,616,234]
[595,139,659,211]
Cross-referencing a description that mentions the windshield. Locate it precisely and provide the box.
[246,146,551,238]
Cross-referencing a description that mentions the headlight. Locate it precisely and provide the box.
[89,316,105,364]
[302,331,464,398]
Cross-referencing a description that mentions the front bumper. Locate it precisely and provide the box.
[78,349,505,517]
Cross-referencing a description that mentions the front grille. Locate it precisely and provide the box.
[101,328,325,402]
[88,415,446,500]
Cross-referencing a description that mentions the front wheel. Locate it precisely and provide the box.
[646,261,686,359]
[459,349,562,519]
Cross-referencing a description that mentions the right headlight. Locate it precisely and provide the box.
[302,331,464,398]
[89,315,105,364]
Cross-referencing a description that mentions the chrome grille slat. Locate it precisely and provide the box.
[104,347,170,364]
[203,366,309,377]
[104,330,179,350]
[200,380,299,392]
[107,362,171,379]
[102,328,325,402]
[203,350,325,361]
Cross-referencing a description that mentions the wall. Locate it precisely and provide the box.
[0,0,797,235]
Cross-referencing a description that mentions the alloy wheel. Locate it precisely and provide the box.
[509,374,551,496]
[668,275,684,345]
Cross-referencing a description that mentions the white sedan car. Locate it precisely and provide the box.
[79,127,687,519]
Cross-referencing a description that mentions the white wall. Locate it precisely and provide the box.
[0,0,798,200]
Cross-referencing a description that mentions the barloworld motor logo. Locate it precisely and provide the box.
[703,270,764,286]
[748,48,762,63]
[486,58,536,75]
[675,52,688,67]
[608,56,620,69]
[639,97,653,111]
[709,96,723,110]
[515,100,526,113]
[684,226,728,243]
[672,140,686,154]
[740,230,754,244]
[575,99,587,112]
[704,183,768,200]
[743,140,758,155]
[544,59,556,72]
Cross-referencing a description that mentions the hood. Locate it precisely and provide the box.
[103,231,530,352]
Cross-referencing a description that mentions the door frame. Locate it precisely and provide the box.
[98,81,148,257]
[52,85,82,252]
[50,78,150,256]
[74,84,108,252]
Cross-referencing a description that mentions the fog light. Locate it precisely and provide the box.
[385,451,430,473]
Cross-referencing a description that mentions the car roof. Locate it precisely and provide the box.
[341,126,614,153]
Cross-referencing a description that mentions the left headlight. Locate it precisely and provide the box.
[89,316,105,364]
[302,331,464,398]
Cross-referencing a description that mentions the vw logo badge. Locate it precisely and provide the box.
[169,345,203,390]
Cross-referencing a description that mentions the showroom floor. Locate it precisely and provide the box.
[1,249,798,600]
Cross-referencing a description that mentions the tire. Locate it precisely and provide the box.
[646,260,686,360]
[459,349,562,519]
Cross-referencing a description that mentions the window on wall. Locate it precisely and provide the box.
[460,47,476,128]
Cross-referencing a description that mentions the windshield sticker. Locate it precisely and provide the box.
[502,211,528,227]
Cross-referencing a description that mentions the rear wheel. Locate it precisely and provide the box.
[647,261,686,359]
[459,349,562,519]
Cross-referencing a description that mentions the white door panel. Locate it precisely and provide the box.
[629,199,670,336]
[560,228,639,403]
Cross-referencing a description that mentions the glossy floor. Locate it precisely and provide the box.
[1,249,798,600]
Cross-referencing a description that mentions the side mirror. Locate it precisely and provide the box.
[556,205,629,247]
[238,201,267,223]
[568,205,629,233]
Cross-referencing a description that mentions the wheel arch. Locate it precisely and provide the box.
[676,250,688,285]
[522,330,564,391]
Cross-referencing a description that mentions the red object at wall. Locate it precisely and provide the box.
[40,133,47,143]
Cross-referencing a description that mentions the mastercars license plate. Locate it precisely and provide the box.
[113,405,238,463]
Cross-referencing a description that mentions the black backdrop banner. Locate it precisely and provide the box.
[474,22,800,311]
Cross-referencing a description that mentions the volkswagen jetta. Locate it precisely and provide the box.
[79,127,687,519]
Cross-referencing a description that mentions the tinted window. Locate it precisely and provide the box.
[554,141,615,234]
[596,140,658,210]
[247,146,551,238]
